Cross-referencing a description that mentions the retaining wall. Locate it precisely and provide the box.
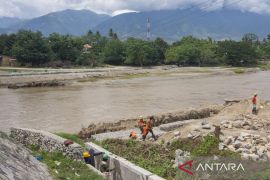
[86,142,165,180]
[10,127,83,160]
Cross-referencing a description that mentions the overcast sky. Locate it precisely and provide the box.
[1,0,270,18]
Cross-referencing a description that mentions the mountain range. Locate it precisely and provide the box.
[1,8,270,41]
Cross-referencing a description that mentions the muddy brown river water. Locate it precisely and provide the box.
[1,71,269,133]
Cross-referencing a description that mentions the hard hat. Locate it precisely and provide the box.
[103,154,109,161]
[83,151,90,158]
[139,115,143,119]
[254,93,257,96]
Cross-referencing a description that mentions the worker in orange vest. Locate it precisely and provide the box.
[138,116,146,133]
[142,116,157,141]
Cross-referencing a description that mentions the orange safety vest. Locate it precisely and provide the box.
[142,124,149,137]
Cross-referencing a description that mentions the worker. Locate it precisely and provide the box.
[147,116,157,140]
[252,93,257,114]
[100,154,110,172]
[138,116,146,133]
[130,131,137,139]
[83,149,103,167]
[142,116,157,141]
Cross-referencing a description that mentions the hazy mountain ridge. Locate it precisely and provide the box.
[1,9,110,36]
[2,8,270,41]
[94,8,270,41]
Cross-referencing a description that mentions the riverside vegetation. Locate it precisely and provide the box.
[1,29,270,68]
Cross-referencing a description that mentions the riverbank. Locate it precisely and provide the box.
[0,66,260,87]
[1,68,270,133]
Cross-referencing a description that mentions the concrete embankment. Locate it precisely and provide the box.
[9,127,165,180]
[0,132,52,180]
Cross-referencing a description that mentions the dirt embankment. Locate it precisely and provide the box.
[78,105,223,139]
[0,66,255,88]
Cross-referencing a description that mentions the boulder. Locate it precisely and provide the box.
[174,131,181,137]
[253,135,261,139]
[223,124,229,128]
[241,153,250,160]
[237,136,245,142]
[175,149,190,166]
[250,146,257,153]
[187,133,193,139]
[220,120,229,125]
[224,137,233,145]
[233,140,242,149]
[202,124,211,129]
[243,143,252,150]
[240,132,251,139]
[232,121,242,128]
[243,125,251,130]
[249,154,260,161]
[219,143,225,150]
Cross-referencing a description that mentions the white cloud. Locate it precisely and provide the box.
[112,9,139,16]
[0,0,270,18]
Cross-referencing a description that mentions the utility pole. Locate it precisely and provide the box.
[147,17,151,41]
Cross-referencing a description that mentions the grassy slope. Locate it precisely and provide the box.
[98,135,239,179]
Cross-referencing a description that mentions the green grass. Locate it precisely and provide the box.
[29,145,104,180]
[98,136,239,179]
[257,64,270,71]
[231,68,246,74]
[55,132,85,147]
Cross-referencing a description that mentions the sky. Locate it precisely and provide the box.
[1,0,270,18]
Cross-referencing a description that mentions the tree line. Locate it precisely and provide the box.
[0,29,270,67]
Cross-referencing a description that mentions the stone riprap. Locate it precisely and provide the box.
[10,128,84,160]
[91,127,165,141]
[0,134,52,180]
[85,142,166,180]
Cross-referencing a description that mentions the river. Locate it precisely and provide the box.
[1,71,269,133]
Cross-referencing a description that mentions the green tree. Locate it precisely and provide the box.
[242,33,259,47]
[0,34,16,56]
[12,30,52,66]
[165,36,218,66]
[154,37,169,63]
[165,44,201,66]
[108,28,114,38]
[76,50,98,67]
[217,40,258,66]
[103,39,125,65]
[124,38,159,66]
[48,33,83,63]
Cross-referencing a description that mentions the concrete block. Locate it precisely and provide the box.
[149,174,166,180]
